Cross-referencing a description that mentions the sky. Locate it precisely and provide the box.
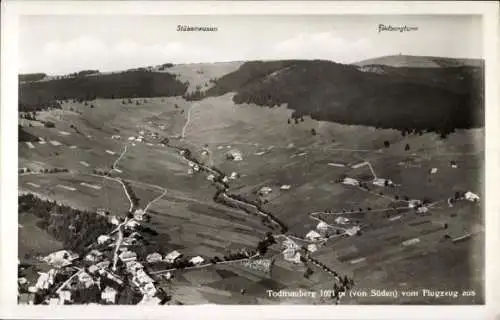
[19,15,483,75]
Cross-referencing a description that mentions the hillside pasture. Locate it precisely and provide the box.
[19,173,131,214]
[18,212,63,259]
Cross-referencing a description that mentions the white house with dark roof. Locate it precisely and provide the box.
[146,252,163,263]
[305,230,322,241]
[189,256,205,265]
[465,191,480,202]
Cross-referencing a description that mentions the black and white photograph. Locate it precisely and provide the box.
[1,1,500,319]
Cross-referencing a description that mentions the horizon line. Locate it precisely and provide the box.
[19,54,485,76]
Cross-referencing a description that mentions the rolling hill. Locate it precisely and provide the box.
[19,57,484,137]
[354,54,484,68]
[199,59,484,136]
[19,70,188,111]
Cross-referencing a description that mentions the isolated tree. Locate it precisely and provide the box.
[383,140,390,148]
[287,118,291,124]
[405,143,410,151]
[294,118,299,124]
[311,128,317,136]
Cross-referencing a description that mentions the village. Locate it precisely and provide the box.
[18,117,482,305]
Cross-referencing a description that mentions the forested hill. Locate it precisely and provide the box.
[19,70,188,111]
[354,55,484,68]
[199,59,484,136]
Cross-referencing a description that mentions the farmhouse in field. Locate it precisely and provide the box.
[259,186,273,195]
[465,191,480,202]
[305,230,322,241]
[226,149,243,161]
[189,256,205,265]
[344,226,360,236]
[372,178,393,187]
[430,168,438,174]
[335,217,350,224]
[164,250,182,263]
[402,238,421,246]
[280,184,291,190]
[230,171,239,179]
[417,206,429,213]
[342,177,360,186]
[408,199,422,208]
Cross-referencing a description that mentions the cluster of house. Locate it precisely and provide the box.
[124,260,159,303]
[145,249,206,267]
[20,247,124,305]
[305,220,361,241]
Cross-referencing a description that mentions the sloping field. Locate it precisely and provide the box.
[145,196,268,257]
[19,173,131,214]
[19,212,63,259]
[164,62,244,93]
